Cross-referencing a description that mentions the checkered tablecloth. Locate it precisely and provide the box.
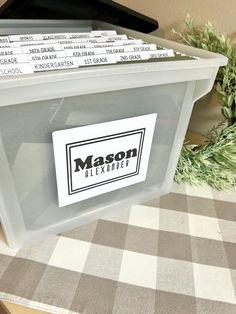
[0,183,236,314]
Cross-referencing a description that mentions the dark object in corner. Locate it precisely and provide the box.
[0,0,159,33]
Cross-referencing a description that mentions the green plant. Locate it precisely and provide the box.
[175,124,236,189]
[173,15,236,189]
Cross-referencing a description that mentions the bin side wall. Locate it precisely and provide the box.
[0,82,191,247]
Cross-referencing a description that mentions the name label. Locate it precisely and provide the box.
[52,114,157,207]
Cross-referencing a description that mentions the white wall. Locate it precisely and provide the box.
[116,0,236,39]
[116,0,234,135]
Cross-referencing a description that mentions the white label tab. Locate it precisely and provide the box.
[105,44,156,54]
[61,43,93,50]
[115,51,150,62]
[91,30,117,36]
[59,37,129,44]
[0,36,10,43]
[30,57,78,72]
[13,40,59,47]
[76,54,117,66]
[68,32,93,39]
[105,46,131,54]
[0,47,23,56]
[103,35,128,41]
[0,44,12,48]
[22,44,62,54]
[9,34,44,42]
[87,38,110,43]
[0,63,33,76]
[148,49,175,58]
[116,39,144,46]
[90,42,123,48]
[58,39,88,44]
[91,41,143,47]
[27,51,66,61]
[65,48,106,57]
[42,33,70,40]
[52,114,157,207]
[129,44,157,51]
[0,54,28,64]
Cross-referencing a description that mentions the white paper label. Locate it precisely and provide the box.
[27,51,66,61]
[148,49,175,58]
[58,39,88,44]
[22,44,62,54]
[105,47,131,54]
[0,63,33,76]
[59,37,131,44]
[30,57,78,72]
[0,44,12,48]
[116,39,144,45]
[102,35,128,41]
[61,43,93,50]
[9,34,44,42]
[0,54,28,64]
[115,51,150,62]
[76,54,117,66]
[90,43,123,48]
[105,44,157,54]
[52,114,156,207]
[42,33,70,40]
[13,40,59,47]
[91,30,117,36]
[65,48,106,57]
[68,33,93,39]
[90,40,144,47]
[86,38,109,43]
[0,36,10,43]
[0,47,23,56]
[129,44,157,51]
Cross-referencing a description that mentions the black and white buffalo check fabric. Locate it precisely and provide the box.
[0,183,236,314]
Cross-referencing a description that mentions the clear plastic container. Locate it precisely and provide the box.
[0,20,227,248]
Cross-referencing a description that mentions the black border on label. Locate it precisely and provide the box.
[66,128,145,195]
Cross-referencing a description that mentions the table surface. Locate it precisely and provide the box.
[0,182,236,314]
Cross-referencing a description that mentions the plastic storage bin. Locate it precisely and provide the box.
[0,20,227,248]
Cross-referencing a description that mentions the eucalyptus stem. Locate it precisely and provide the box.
[173,15,236,189]
[172,14,236,125]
